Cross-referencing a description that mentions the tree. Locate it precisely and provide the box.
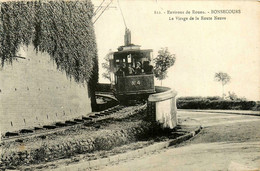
[227,91,247,101]
[153,47,176,86]
[102,49,113,81]
[227,91,238,100]
[214,72,231,98]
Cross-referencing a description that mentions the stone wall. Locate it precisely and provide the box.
[0,45,92,134]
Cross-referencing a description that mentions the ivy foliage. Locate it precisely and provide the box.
[0,0,98,83]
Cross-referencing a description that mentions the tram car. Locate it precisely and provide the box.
[109,29,155,103]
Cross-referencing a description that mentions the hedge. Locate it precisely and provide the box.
[177,99,257,110]
[177,96,222,101]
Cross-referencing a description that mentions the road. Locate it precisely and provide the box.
[97,110,260,171]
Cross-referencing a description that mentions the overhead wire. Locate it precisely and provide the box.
[117,0,127,28]
[93,0,113,24]
[93,0,105,17]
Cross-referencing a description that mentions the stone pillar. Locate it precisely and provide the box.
[147,86,177,129]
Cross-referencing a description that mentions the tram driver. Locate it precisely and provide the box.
[143,61,153,74]
[116,63,127,76]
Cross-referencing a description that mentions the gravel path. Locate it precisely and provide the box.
[97,110,260,171]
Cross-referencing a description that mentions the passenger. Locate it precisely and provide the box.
[143,61,154,74]
[135,62,143,74]
[116,63,127,76]
[127,64,135,75]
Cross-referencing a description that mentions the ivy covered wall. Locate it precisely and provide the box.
[0,0,98,84]
[0,0,99,131]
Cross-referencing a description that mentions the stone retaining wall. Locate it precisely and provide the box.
[0,45,92,134]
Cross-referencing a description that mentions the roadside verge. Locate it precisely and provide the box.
[51,120,202,171]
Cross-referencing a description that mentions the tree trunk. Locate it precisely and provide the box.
[222,83,224,99]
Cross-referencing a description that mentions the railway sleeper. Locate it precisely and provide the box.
[34,127,44,130]
[103,112,112,115]
[82,116,93,121]
[5,132,19,137]
[65,120,78,125]
[95,113,104,117]
[109,109,117,113]
[89,115,99,118]
[43,125,57,129]
[19,129,34,134]
[74,119,84,122]
[55,122,67,127]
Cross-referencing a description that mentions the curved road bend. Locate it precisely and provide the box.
[98,110,260,171]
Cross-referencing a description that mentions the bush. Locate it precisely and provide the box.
[252,101,260,111]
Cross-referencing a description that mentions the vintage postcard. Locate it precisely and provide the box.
[0,0,259,170]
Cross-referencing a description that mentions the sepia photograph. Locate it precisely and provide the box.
[0,0,259,170]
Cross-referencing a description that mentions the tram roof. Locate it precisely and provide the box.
[114,48,153,55]
[114,49,153,54]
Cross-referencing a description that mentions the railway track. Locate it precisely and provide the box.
[1,102,147,143]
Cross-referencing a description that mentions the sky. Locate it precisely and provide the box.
[92,0,259,101]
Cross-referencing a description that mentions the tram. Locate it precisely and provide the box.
[109,29,155,103]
